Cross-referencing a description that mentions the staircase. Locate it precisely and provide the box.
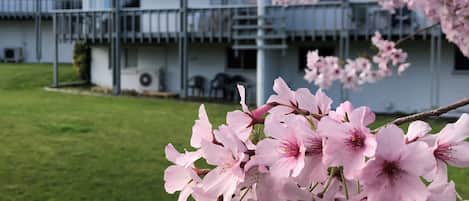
[231,7,287,53]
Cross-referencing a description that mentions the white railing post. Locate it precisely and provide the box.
[256,0,266,107]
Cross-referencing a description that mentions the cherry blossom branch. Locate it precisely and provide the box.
[389,98,469,126]
[395,23,440,46]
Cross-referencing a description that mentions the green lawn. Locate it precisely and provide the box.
[0,63,467,200]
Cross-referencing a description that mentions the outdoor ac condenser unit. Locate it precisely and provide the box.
[139,71,160,91]
[3,47,24,63]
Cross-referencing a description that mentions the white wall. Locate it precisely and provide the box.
[90,43,258,101]
[89,39,469,115]
[273,40,469,115]
[0,20,73,63]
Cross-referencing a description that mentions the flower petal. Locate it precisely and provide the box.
[191,105,213,148]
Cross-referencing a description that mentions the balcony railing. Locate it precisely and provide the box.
[51,2,436,43]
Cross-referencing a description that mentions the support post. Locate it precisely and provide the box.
[429,25,442,108]
[256,0,266,107]
[179,0,189,98]
[112,0,121,95]
[35,0,42,62]
[53,13,59,88]
[339,0,350,102]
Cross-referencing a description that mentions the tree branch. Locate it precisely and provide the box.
[389,98,469,126]
[395,23,440,46]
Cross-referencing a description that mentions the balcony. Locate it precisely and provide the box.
[51,2,436,43]
[0,0,83,19]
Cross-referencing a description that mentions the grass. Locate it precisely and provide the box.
[0,63,467,200]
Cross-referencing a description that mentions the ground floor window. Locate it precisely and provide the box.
[298,47,336,71]
[454,46,469,72]
[54,0,82,9]
[124,48,138,69]
[226,48,257,70]
[108,47,138,69]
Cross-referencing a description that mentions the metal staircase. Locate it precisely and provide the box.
[231,7,287,53]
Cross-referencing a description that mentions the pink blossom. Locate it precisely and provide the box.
[304,32,410,89]
[428,180,457,201]
[405,120,432,143]
[378,0,469,58]
[191,105,213,148]
[329,101,354,122]
[267,77,332,116]
[196,125,247,201]
[227,85,273,144]
[256,115,306,178]
[428,113,469,182]
[318,106,377,179]
[164,144,202,201]
[290,116,328,186]
[361,124,435,201]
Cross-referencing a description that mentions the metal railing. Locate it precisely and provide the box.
[0,0,52,13]
[51,2,435,43]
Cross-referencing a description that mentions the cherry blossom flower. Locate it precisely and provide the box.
[318,106,377,179]
[255,115,306,178]
[428,180,457,201]
[191,105,213,148]
[268,77,332,118]
[378,0,469,58]
[304,32,410,89]
[196,125,248,201]
[361,124,435,201]
[164,144,202,201]
[165,74,469,200]
[227,85,273,144]
[428,113,469,182]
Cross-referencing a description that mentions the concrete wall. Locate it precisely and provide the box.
[0,20,73,63]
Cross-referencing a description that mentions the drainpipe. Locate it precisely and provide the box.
[256,0,266,107]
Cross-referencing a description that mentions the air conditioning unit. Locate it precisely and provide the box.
[3,47,24,63]
[139,71,159,91]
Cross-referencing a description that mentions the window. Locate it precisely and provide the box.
[122,0,140,8]
[454,46,469,71]
[107,48,138,69]
[227,49,257,70]
[122,0,141,32]
[54,0,82,9]
[298,47,335,71]
[124,48,138,68]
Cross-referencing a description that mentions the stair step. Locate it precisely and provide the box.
[232,44,288,50]
[233,15,262,20]
[232,25,285,30]
[232,34,287,40]
[233,15,284,20]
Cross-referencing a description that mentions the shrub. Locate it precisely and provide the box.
[72,42,91,82]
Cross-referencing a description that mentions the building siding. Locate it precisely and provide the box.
[89,39,469,115]
[0,20,73,63]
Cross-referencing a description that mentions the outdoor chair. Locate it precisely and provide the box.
[209,73,232,100]
[188,75,206,97]
[227,75,248,101]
